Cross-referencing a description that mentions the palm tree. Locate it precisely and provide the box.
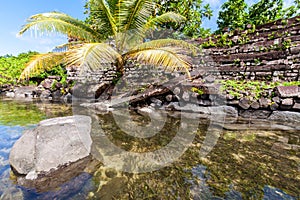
[18,0,196,81]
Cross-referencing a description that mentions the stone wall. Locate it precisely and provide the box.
[194,15,300,81]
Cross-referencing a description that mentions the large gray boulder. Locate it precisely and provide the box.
[9,115,92,180]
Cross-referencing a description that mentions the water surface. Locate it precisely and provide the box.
[0,99,299,199]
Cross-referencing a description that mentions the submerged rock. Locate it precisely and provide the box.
[268,111,300,124]
[9,115,92,179]
[5,86,36,100]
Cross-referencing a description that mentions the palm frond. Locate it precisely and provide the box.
[18,12,102,42]
[122,0,155,35]
[132,39,198,55]
[112,0,130,28]
[144,12,185,31]
[125,47,192,78]
[19,53,66,80]
[91,0,117,36]
[67,43,122,71]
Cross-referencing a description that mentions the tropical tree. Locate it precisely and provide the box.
[247,0,284,26]
[155,0,213,38]
[217,0,248,32]
[217,0,300,33]
[18,0,196,81]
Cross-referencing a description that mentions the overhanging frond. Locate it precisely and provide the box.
[125,47,192,78]
[18,12,102,42]
[19,53,66,80]
[67,43,122,71]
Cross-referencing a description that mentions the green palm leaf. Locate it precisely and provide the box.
[113,0,131,28]
[122,12,187,48]
[91,0,117,36]
[18,12,102,42]
[20,53,66,80]
[122,0,155,35]
[144,12,186,31]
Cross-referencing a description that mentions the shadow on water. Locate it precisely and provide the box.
[0,98,299,199]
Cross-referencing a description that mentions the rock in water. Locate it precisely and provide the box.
[9,115,92,179]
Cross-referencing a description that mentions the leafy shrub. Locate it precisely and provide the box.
[0,51,68,86]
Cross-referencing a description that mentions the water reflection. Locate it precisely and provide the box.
[0,98,72,126]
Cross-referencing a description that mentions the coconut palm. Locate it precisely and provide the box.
[18,0,196,80]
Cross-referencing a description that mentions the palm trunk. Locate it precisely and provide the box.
[103,59,125,100]
[115,58,125,77]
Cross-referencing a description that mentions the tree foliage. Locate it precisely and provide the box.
[155,0,213,38]
[217,0,300,32]
[217,0,248,32]
[0,52,37,85]
[0,51,67,86]
[247,0,285,26]
[85,0,213,39]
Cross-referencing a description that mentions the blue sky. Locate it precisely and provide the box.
[0,0,86,56]
[0,0,294,56]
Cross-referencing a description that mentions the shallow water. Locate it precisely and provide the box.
[0,99,299,199]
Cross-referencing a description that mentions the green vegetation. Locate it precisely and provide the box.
[217,0,300,33]
[85,0,212,39]
[201,38,217,48]
[191,87,204,95]
[217,0,248,32]
[0,51,68,86]
[219,80,300,99]
[18,0,196,82]
[0,52,37,85]
[282,39,292,50]
[154,0,212,38]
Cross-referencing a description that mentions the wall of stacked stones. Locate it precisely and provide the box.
[194,15,300,81]
[67,62,179,87]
